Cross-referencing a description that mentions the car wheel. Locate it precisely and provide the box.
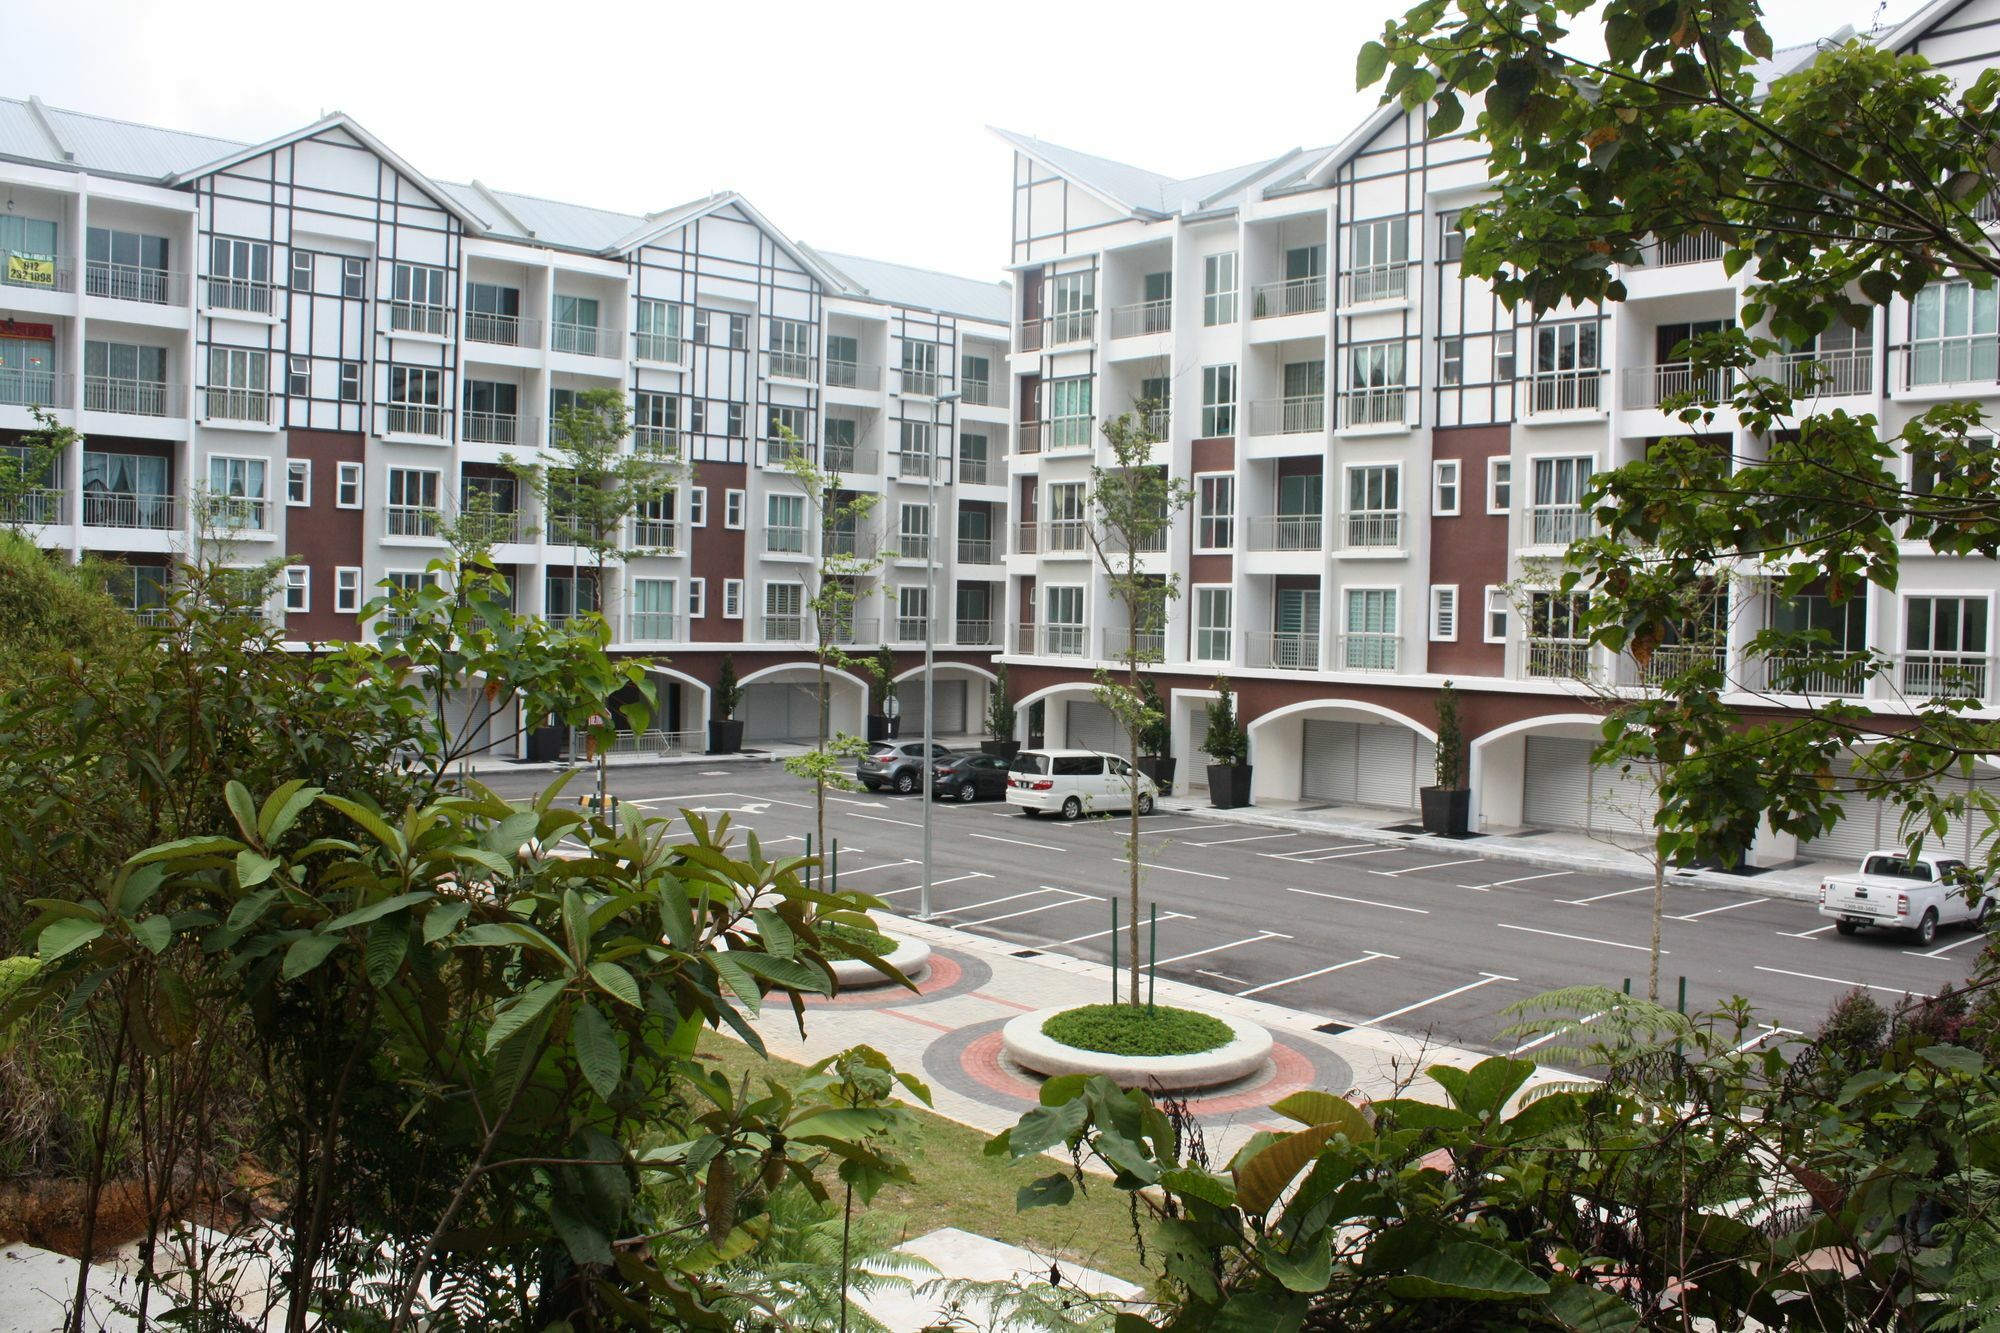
[1835,920,1859,936]
[1060,796,1082,821]
[1914,910,1938,946]
[958,783,977,803]
[1137,792,1155,816]
[893,770,917,795]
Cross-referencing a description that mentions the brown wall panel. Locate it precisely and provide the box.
[1427,424,1511,678]
[691,462,746,643]
[284,429,365,643]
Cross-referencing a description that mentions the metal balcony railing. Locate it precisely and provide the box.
[388,301,451,336]
[571,726,706,756]
[1039,624,1087,657]
[630,518,684,551]
[1338,386,1408,429]
[955,619,998,646]
[828,616,881,646]
[1339,633,1401,672]
[0,369,70,409]
[1622,362,1735,410]
[1521,370,1603,415]
[1527,504,1592,546]
[1524,638,1593,680]
[633,331,683,363]
[1020,319,1044,352]
[553,322,620,358]
[626,612,682,642]
[84,261,185,306]
[1340,265,1407,305]
[632,426,681,458]
[0,487,64,526]
[384,505,439,539]
[204,276,272,314]
[1044,420,1094,452]
[1247,395,1326,435]
[1635,231,1726,266]
[1900,652,1992,701]
[385,405,447,437]
[1247,514,1322,551]
[1046,310,1096,345]
[82,491,179,530]
[1905,337,2000,388]
[826,359,882,390]
[1042,519,1090,555]
[892,450,939,480]
[769,352,815,381]
[957,536,998,564]
[899,368,941,397]
[205,495,268,531]
[1774,347,1872,398]
[1342,510,1403,549]
[458,510,523,545]
[1244,632,1320,671]
[824,444,878,474]
[1100,626,1165,661]
[893,532,933,560]
[462,411,523,445]
[467,312,540,347]
[826,528,879,559]
[1110,300,1172,339]
[3,251,74,293]
[893,616,931,644]
[1748,652,1869,698]
[1254,274,1329,317]
[1017,422,1043,455]
[83,377,180,417]
[545,515,589,546]
[1137,407,1170,443]
[959,455,997,485]
[1619,643,1727,688]
[766,525,809,555]
[763,614,808,642]
[765,437,811,468]
[961,379,995,406]
[1012,521,1039,555]
[203,387,269,424]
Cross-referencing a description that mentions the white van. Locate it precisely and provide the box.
[1005,749,1158,819]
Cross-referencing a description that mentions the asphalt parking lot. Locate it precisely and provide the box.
[478,758,1985,1058]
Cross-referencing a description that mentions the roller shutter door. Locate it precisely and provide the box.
[1301,719,1359,805]
[1301,720,1431,811]
[1187,705,1212,790]
[901,680,968,736]
[1801,763,2000,862]
[445,686,500,759]
[1066,699,1121,752]
[1592,759,1658,841]
[1523,736,1594,829]
[743,683,823,743]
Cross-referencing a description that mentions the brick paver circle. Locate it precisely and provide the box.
[804,945,991,1008]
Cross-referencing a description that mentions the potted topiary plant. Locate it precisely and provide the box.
[867,643,897,741]
[707,654,744,754]
[1135,675,1175,794]
[1420,678,1471,836]
[981,662,1020,759]
[1203,676,1251,809]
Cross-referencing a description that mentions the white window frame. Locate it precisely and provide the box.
[335,461,363,509]
[1440,337,1464,386]
[287,459,311,506]
[1201,364,1237,437]
[1431,459,1460,517]
[1194,585,1233,662]
[287,355,310,397]
[334,567,362,615]
[1429,585,1459,641]
[1203,251,1238,326]
[1484,586,1510,644]
[723,578,744,620]
[724,488,745,529]
[1487,457,1512,515]
[687,578,706,619]
[339,361,362,403]
[284,565,310,614]
[687,486,707,527]
[1195,473,1234,551]
[290,250,314,294]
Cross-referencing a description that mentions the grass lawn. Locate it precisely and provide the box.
[697,1032,1156,1285]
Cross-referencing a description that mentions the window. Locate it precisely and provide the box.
[725,489,745,529]
[1494,333,1516,383]
[1904,595,1991,696]
[1047,378,1092,449]
[1529,456,1595,544]
[387,365,444,434]
[1432,460,1460,516]
[342,257,366,300]
[208,238,271,312]
[636,300,684,362]
[899,501,932,558]
[689,400,709,436]
[1347,218,1409,302]
[727,402,746,440]
[1346,466,1402,547]
[552,294,602,354]
[386,468,440,537]
[901,339,940,395]
[687,486,707,527]
[206,456,268,530]
[1440,337,1464,386]
[84,226,171,302]
[962,353,992,403]
[767,493,807,552]
[1488,458,1512,514]
[83,340,168,414]
[1910,280,2000,385]
[1203,252,1238,326]
[769,318,812,379]
[1201,364,1237,437]
[723,579,744,619]
[1044,585,1085,655]
[206,346,268,420]
[1343,342,1407,427]
[1430,585,1459,641]
[290,250,314,293]
[687,578,706,619]
[1195,587,1232,661]
[1485,587,1510,643]
[545,572,599,622]
[959,430,991,483]
[1045,481,1087,552]
[391,262,449,334]
[768,405,808,458]
[1440,213,1466,263]
[1048,271,1095,343]
[288,356,310,397]
[1528,320,1601,411]
[1196,474,1234,550]
[287,459,311,506]
[334,567,362,614]
[1343,589,1399,669]
[693,309,747,349]
[284,565,309,614]
[339,361,362,403]
[1528,591,1589,641]
[765,583,805,640]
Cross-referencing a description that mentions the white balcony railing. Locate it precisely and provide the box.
[1244,632,1320,671]
[630,518,684,551]
[956,536,998,564]
[1621,362,1735,410]
[1046,310,1096,345]
[1254,275,1329,318]
[1109,300,1171,339]
[1342,510,1403,549]
[1339,633,1401,672]
[894,532,933,560]
[458,510,523,546]
[1100,626,1165,661]
[633,331,683,363]
[626,611,682,642]
[203,387,270,424]
[385,405,447,437]
[1247,514,1323,551]
[765,437,810,468]
[553,322,620,358]
[1011,521,1039,555]
[900,368,941,397]
[1526,505,1591,547]
[1774,347,1872,398]
[82,491,179,530]
[205,277,273,314]
[893,616,931,644]
[1042,519,1090,555]
[826,529,879,559]
[955,619,998,646]
[769,352,815,381]
[1618,643,1727,688]
[0,487,64,526]
[1635,231,1726,266]
[1339,386,1408,429]
[892,450,939,480]
[961,379,995,406]
[766,526,809,555]
[383,505,438,539]
[1138,407,1170,443]
[959,455,997,485]
[827,359,883,390]
[1900,652,1992,701]
[1525,638,1593,679]
[467,312,540,348]
[0,369,70,409]
[824,444,878,474]
[1748,652,1869,698]
[633,426,682,458]
[1248,395,1327,435]
[83,377,179,418]
[205,495,268,531]
[462,411,523,446]
[763,614,808,642]
[1039,623,1087,657]
[84,261,185,306]
[388,301,451,336]
[1521,370,1604,415]
[1340,265,1408,306]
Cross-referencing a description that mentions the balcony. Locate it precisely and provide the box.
[1524,638,1593,680]
[1100,626,1165,661]
[1011,521,1039,555]
[1621,362,1735,410]
[202,387,270,424]
[827,528,880,559]
[1243,632,1320,671]
[462,411,525,446]
[1253,275,1329,318]
[1045,310,1096,346]
[892,450,939,481]
[957,535,999,564]
[458,509,523,546]
[1110,300,1172,339]
[205,496,268,532]
[1035,623,1087,657]
[384,505,439,539]
[0,487,63,526]
[955,618,998,646]
[1747,651,1868,698]
[1137,407,1170,443]
[633,426,682,459]
[467,311,540,348]
[1020,319,1044,353]
[893,532,934,560]
[553,322,620,359]
[634,331,682,363]
[900,368,941,397]
[202,275,272,315]
[766,525,809,555]
[1526,505,1591,547]
[0,369,70,409]
[82,491,179,530]
[1043,422,1094,453]
[630,518,684,551]
[769,352,815,382]
[827,359,883,390]
[545,515,589,546]
[388,301,450,337]
[1247,395,1326,436]
[1521,370,1603,416]
[1617,643,1727,689]
[893,616,931,644]
[83,377,181,418]
[84,261,185,306]
[763,614,808,642]
[961,378,995,406]
[1017,422,1043,455]
[1774,347,1872,398]
[1341,510,1403,549]
[1339,633,1401,672]
[1900,652,1992,701]
[627,611,682,642]
[824,443,878,474]
[1906,336,1998,389]
[959,455,998,485]
[1635,231,1726,267]
[1247,514,1322,551]
[829,617,881,646]
[1338,265,1407,306]
[1338,386,1408,429]
[1042,518,1090,556]
[4,252,74,293]
[385,405,448,438]
[765,437,810,468]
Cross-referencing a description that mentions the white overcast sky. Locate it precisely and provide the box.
[2,0,1913,282]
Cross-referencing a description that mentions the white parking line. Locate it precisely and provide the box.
[958,893,1101,928]
[1753,965,1931,998]
[837,858,921,876]
[1198,969,1252,985]
[1497,923,1666,955]
[1259,843,1373,860]
[1113,857,1230,881]
[1461,870,1574,890]
[830,796,888,808]
[1123,823,1213,836]
[1905,932,1990,959]
[943,886,1082,917]
[1155,930,1293,966]
[1286,886,1430,915]
[851,813,924,828]
[1557,885,1652,906]
[1190,832,1296,847]
[970,832,1063,852]
[1045,912,1194,948]
[1668,898,1769,922]
[1778,923,1839,939]
[1236,951,1397,997]
[1368,857,1486,878]
[1732,1024,1803,1053]
[872,871,995,898]
[1353,973,1517,1029]
[1506,1010,1608,1056]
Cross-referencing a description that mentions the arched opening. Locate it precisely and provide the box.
[1244,699,1438,813]
[890,662,998,744]
[1469,714,1641,841]
[737,662,869,746]
[1015,681,1123,752]
[1794,744,2000,866]
[433,670,522,765]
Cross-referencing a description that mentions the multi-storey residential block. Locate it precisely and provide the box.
[0,97,1009,758]
[992,5,2000,866]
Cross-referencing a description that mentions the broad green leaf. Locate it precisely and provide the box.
[731,952,832,995]
[225,889,280,933]
[1545,1280,1642,1331]
[1159,1166,1236,1209]
[571,1001,623,1099]
[752,908,796,960]
[1429,1056,1534,1120]
[1262,1234,1335,1293]
[1915,1044,1985,1075]
[548,1192,614,1267]
[235,850,282,889]
[281,933,342,981]
[788,1109,895,1144]
[258,779,319,843]
[224,780,260,843]
[130,915,172,955]
[1005,1098,1089,1157]
[1356,39,1388,87]
[588,960,642,1008]
[1374,1098,1479,1133]
[1235,1124,1356,1216]
[319,796,405,855]
[38,918,104,961]
[126,836,244,867]
[705,951,762,1015]
[457,921,571,966]
[1270,1090,1372,1140]
[1038,1073,1090,1107]
[423,900,470,944]
[1017,1173,1073,1211]
[486,978,565,1052]
[364,917,406,987]
[1385,1240,1549,1301]
[323,890,435,934]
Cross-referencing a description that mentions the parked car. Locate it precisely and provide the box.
[1005,749,1158,820]
[1818,848,1991,944]
[857,740,955,794]
[930,752,1013,802]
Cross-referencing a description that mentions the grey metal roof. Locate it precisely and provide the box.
[992,128,1315,219]
[439,180,650,252]
[804,246,1011,324]
[0,96,244,179]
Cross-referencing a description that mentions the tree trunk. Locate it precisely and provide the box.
[1649,857,1664,1003]
[1127,647,1141,1007]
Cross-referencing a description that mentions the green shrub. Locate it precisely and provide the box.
[1042,1004,1232,1057]
[817,921,896,960]
[1818,987,1888,1061]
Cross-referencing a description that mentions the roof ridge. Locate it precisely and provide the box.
[812,248,1007,285]
[3,95,247,149]
[440,178,647,220]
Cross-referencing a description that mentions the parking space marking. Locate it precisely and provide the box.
[1368,857,1486,878]
[969,831,1064,852]
[1120,823,1213,837]
[836,858,921,876]
[1557,885,1652,906]
[1668,898,1769,922]
[1155,930,1293,966]
[1259,843,1373,860]
[1354,973,1517,1029]
[1905,932,1990,959]
[957,893,1102,928]
[1778,923,1838,939]
[1045,912,1194,948]
[1198,969,1252,986]
[1732,1024,1803,1052]
[1113,857,1230,881]
[1461,870,1573,890]
[851,813,924,828]
[1497,923,1666,955]
[829,796,889,808]
[1237,951,1397,997]
[1286,886,1430,915]
[942,886,1085,918]
[1753,965,1931,998]
[1507,1010,1608,1056]
[872,871,995,899]
[1189,832,1296,847]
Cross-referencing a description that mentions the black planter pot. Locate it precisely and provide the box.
[527,724,566,764]
[1137,756,1177,795]
[1206,764,1253,809]
[1421,786,1472,837]
[866,714,890,742]
[981,740,1022,760]
[707,719,744,755]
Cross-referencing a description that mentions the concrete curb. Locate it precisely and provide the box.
[828,937,932,989]
[1002,1006,1274,1091]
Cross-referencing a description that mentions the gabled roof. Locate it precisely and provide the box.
[437,179,643,251]
[801,245,1011,324]
[990,127,1338,220]
[0,95,243,179]
[1877,0,1963,52]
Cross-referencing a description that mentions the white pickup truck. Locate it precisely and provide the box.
[1818,849,1991,944]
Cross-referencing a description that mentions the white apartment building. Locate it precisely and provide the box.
[994,1,2000,866]
[0,97,1009,754]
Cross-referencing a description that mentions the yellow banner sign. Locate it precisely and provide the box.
[6,253,56,288]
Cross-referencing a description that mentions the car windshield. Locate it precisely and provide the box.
[1009,753,1051,776]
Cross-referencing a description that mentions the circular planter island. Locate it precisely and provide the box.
[1002,1004,1273,1091]
[818,922,932,989]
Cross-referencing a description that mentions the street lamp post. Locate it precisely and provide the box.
[920,389,962,921]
